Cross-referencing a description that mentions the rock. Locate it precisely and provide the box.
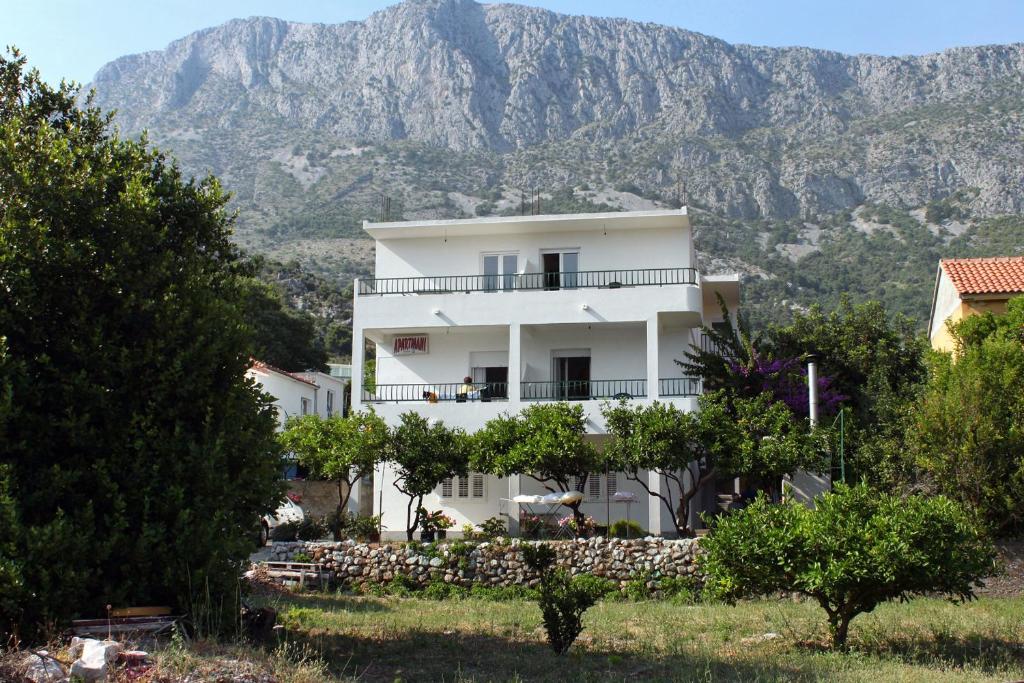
[19,651,66,683]
[69,639,122,682]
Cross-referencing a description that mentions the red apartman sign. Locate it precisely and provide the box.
[392,335,429,355]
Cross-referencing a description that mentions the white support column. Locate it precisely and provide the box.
[350,325,364,413]
[508,323,521,405]
[646,316,659,399]
[507,475,521,536]
[647,469,662,534]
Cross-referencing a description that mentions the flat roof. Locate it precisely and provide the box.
[363,208,689,240]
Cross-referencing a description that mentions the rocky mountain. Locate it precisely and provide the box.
[88,0,1024,329]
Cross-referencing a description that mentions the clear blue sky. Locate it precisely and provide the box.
[7,0,1024,86]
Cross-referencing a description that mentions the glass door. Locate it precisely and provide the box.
[553,354,591,400]
[483,253,518,292]
[541,251,579,290]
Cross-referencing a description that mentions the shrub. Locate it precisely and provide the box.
[291,552,312,564]
[608,519,646,539]
[571,574,617,599]
[270,522,299,542]
[700,483,997,650]
[523,543,604,655]
[295,517,329,541]
[422,581,468,600]
[469,584,538,601]
[479,516,507,539]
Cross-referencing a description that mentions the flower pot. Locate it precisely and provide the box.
[437,530,447,540]
[420,530,436,542]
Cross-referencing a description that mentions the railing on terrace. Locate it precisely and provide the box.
[357,267,699,296]
[364,382,509,403]
[698,333,736,358]
[658,377,703,397]
[520,379,647,401]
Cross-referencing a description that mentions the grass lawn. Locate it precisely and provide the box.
[148,592,1024,682]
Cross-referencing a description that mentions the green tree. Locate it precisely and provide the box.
[0,51,283,639]
[701,483,996,650]
[604,392,830,535]
[767,298,927,486]
[911,329,1024,535]
[474,403,601,529]
[730,392,833,501]
[602,398,728,537]
[279,411,390,514]
[390,412,469,540]
[240,277,327,372]
[953,295,1024,349]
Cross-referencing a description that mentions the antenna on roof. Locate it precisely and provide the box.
[532,189,541,215]
[520,190,526,216]
[676,179,688,208]
[379,194,392,222]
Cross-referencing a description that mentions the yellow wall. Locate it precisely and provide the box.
[931,298,1011,353]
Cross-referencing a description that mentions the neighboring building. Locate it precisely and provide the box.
[928,256,1024,352]
[350,208,741,538]
[246,361,349,424]
[247,360,353,515]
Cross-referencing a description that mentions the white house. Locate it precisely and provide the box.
[350,208,741,538]
[246,361,348,426]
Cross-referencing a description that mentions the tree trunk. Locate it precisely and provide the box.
[828,611,852,651]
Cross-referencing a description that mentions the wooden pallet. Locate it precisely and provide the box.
[261,561,334,588]
[71,615,179,637]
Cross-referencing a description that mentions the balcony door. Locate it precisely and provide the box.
[483,253,518,292]
[542,250,579,290]
[552,349,590,400]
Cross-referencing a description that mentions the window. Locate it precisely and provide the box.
[300,397,311,416]
[588,475,601,501]
[482,253,518,291]
[440,473,486,500]
[326,390,335,417]
[607,472,618,496]
[541,250,580,290]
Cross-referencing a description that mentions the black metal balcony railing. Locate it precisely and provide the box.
[699,333,735,358]
[658,377,703,397]
[357,267,699,296]
[364,382,509,403]
[520,379,647,401]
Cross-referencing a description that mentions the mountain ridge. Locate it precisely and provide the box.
[86,0,1024,328]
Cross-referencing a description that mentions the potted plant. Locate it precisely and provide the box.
[558,513,596,538]
[419,508,455,541]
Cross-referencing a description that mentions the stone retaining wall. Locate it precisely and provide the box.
[269,537,702,589]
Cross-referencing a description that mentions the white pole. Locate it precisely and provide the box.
[807,360,819,428]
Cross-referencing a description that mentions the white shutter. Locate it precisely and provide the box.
[458,476,470,498]
[440,477,453,498]
[607,472,618,496]
[588,475,601,501]
[471,473,485,499]
[573,476,584,492]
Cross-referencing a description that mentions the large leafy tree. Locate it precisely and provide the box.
[0,51,283,639]
[279,411,390,514]
[474,402,602,528]
[701,483,996,650]
[911,310,1024,535]
[390,412,469,540]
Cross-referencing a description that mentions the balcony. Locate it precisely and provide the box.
[362,378,701,403]
[357,267,698,296]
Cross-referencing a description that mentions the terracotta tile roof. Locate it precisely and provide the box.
[940,257,1024,296]
[249,359,319,387]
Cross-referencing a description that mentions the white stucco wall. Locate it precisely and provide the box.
[247,367,319,429]
[374,225,694,280]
